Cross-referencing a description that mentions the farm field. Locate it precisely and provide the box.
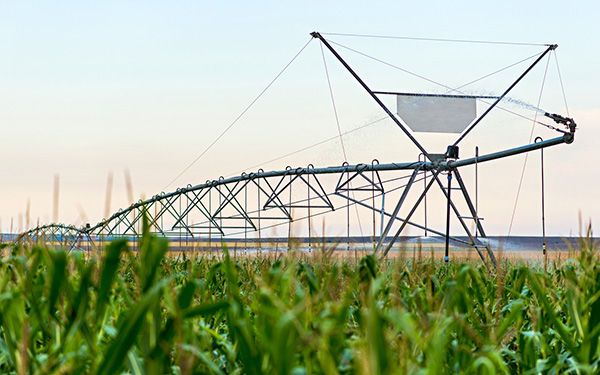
[0,224,599,374]
[164,248,580,263]
[2,1,595,374]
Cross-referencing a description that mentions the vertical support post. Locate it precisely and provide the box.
[535,137,547,255]
[419,153,428,236]
[347,168,350,253]
[308,169,311,252]
[287,174,292,251]
[541,151,548,271]
[445,171,452,263]
[184,195,188,253]
[475,146,479,238]
[179,198,182,254]
[380,193,385,239]
[372,167,376,249]
[244,183,248,254]
[208,188,212,254]
[187,195,192,253]
[219,185,223,253]
[257,179,262,254]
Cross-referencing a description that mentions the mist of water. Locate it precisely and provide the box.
[398,89,548,115]
[498,96,546,114]
[457,89,547,114]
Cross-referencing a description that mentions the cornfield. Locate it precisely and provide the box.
[0,221,599,374]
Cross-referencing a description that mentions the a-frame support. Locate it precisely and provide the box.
[374,166,496,270]
[310,31,574,267]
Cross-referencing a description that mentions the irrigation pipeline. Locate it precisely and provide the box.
[103,138,566,229]
[16,130,572,248]
[14,32,577,268]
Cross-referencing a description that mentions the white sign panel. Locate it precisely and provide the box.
[396,94,477,133]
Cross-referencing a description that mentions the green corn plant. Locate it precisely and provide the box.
[1,218,599,374]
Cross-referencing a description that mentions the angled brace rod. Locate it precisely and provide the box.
[300,173,335,209]
[452,170,487,238]
[103,203,147,235]
[152,197,193,236]
[337,192,474,247]
[335,164,384,192]
[107,207,143,236]
[431,172,489,266]
[95,219,113,235]
[119,208,143,235]
[453,44,557,146]
[49,227,60,243]
[250,177,292,219]
[56,229,64,241]
[172,188,223,234]
[211,180,246,217]
[375,167,421,253]
[131,200,171,236]
[174,195,224,235]
[212,181,257,230]
[262,169,297,210]
[70,235,83,251]
[453,169,497,267]
[264,172,334,210]
[311,31,430,158]
[117,212,145,236]
[142,202,172,235]
[381,170,441,257]
[65,231,80,249]
[66,232,83,252]
[432,173,480,243]
[121,201,170,236]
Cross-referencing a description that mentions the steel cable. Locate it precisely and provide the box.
[163,37,314,190]
[319,43,366,238]
[327,39,561,132]
[553,50,570,117]
[507,54,551,236]
[226,116,389,177]
[321,32,549,47]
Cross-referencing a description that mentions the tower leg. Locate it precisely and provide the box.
[444,171,452,263]
[454,169,497,267]
[381,170,441,257]
[375,168,421,253]
[432,172,489,267]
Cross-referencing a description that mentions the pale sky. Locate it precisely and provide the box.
[1,1,598,237]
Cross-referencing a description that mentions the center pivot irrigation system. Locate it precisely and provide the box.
[16,32,576,268]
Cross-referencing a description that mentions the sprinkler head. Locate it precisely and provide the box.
[544,112,575,130]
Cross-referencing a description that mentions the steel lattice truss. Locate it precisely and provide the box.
[16,224,92,252]
[14,135,571,270]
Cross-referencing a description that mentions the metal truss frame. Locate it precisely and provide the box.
[15,133,572,268]
[12,32,577,269]
[16,224,94,252]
